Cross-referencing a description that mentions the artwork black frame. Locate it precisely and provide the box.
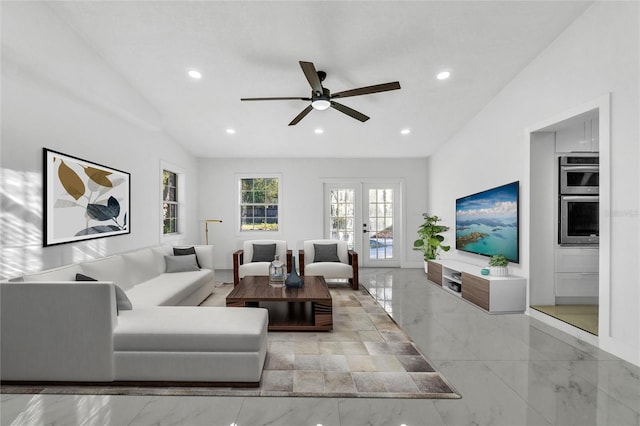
[43,148,130,247]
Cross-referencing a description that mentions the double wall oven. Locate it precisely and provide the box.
[559,155,599,245]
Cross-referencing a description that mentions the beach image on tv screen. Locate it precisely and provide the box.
[456,181,519,263]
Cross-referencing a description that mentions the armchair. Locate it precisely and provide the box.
[299,239,359,290]
[233,240,292,286]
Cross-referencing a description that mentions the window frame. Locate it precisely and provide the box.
[236,173,282,234]
[160,161,186,243]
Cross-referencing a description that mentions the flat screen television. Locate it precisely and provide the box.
[455,181,519,263]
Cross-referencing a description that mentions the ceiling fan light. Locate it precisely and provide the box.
[312,99,331,110]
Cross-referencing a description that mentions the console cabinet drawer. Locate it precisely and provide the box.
[427,261,442,286]
[462,273,489,311]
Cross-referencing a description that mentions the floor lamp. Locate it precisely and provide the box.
[204,219,222,245]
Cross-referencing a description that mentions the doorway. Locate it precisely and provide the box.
[324,181,401,267]
[527,96,610,340]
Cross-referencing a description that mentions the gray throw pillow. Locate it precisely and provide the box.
[314,243,341,262]
[173,246,201,268]
[252,244,276,262]
[75,273,132,313]
[165,254,200,272]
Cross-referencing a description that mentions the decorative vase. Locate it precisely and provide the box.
[269,255,286,287]
[489,266,508,276]
[285,257,304,288]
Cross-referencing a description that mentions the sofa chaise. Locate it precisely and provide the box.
[0,245,268,385]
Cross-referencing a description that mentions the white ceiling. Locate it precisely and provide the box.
[48,1,592,159]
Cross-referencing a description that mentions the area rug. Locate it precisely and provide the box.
[1,284,460,399]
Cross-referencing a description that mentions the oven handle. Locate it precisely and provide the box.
[560,195,599,201]
[560,165,599,172]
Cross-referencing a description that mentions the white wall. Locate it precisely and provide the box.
[197,157,428,270]
[0,2,199,279]
[427,2,639,365]
[529,132,556,306]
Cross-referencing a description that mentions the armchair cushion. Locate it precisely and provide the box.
[251,244,276,262]
[303,239,349,264]
[313,243,340,263]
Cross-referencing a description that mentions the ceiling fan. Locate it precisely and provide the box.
[241,61,401,126]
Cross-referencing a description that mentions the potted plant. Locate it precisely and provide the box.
[488,254,509,276]
[413,213,450,273]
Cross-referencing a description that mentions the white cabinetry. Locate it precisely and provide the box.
[429,260,526,314]
[555,248,599,300]
[555,119,599,152]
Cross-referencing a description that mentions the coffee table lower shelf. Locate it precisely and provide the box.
[225,275,333,332]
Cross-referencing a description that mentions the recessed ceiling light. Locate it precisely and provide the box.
[188,69,202,79]
[226,128,236,134]
[401,128,411,135]
[315,128,324,134]
[437,71,451,80]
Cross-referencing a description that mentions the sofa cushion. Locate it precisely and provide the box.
[251,244,276,263]
[151,246,173,274]
[193,245,215,270]
[22,264,82,282]
[125,270,213,307]
[114,306,268,353]
[122,248,159,286]
[81,255,133,291]
[313,243,340,262]
[165,254,200,273]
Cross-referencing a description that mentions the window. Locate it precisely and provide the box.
[240,177,279,231]
[162,170,178,234]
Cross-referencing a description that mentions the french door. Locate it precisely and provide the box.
[324,181,401,267]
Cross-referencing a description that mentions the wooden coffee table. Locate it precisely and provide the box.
[226,275,333,331]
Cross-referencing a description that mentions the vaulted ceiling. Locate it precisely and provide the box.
[46,1,592,158]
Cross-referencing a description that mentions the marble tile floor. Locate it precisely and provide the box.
[2,268,639,426]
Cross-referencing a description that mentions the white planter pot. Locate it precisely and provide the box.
[489,266,508,276]
[423,260,429,274]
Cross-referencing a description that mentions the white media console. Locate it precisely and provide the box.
[427,259,526,314]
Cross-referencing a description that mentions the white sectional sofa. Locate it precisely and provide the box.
[0,245,268,385]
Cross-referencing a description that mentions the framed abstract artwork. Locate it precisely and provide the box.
[43,148,130,246]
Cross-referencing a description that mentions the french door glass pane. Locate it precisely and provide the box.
[368,188,394,259]
[329,188,355,249]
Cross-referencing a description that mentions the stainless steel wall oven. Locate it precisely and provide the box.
[559,195,599,245]
[558,155,599,245]
[559,155,599,195]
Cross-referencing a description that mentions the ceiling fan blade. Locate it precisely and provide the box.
[241,97,311,101]
[299,61,323,94]
[331,81,401,99]
[288,105,314,126]
[330,101,370,122]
